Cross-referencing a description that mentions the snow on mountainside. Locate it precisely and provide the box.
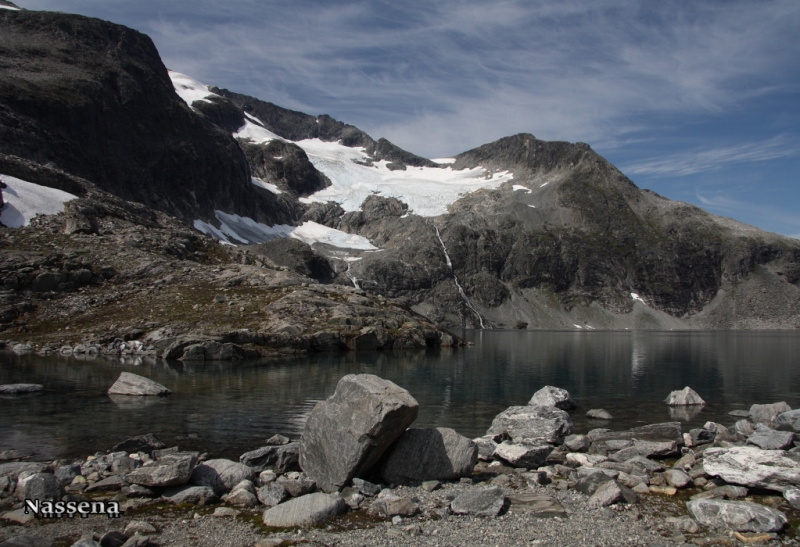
[169,71,515,222]
[0,174,77,228]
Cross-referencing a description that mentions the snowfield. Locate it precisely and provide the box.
[0,174,77,228]
[194,213,377,251]
[170,71,516,243]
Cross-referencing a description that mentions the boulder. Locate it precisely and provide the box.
[775,409,800,433]
[54,464,81,485]
[107,372,171,396]
[450,486,505,517]
[486,406,573,444]
[574,472,613,496]
[493,441,553,469]
[299,374,419,492]
[380,427,477,484]
[747,426,795,450]
[687,499,787,533]
[262,492,347,528]
[564,434,591,452]
[663,468,692,489]
[703,446,800,492]
[586,409,613,420]
[783,487,800,510]
[239,443,300,474]
[15,473,61,501]
[588,480,637,507]
[472,436,498,461]
[222,481,259,507]
[125,453,196,487]
[749,402,792,425]
[162,485,217,505]
[664,387,705,406]
[352,478,381,497]
[111,434,165,454]
[0,384,44,395]
[367,494,420,517]
[190,459,256,495]
[256,482,289,507]
[279,478,316,497]
[528,386,576,409]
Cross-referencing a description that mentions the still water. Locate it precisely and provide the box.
[2,330,799,461]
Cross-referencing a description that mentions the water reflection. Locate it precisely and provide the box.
[1,331,799,461]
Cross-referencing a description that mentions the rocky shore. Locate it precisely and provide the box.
[1,377,800,547]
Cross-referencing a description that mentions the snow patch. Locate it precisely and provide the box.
[528,205,536,208]
[298,197,313,204]
[512,185,532,193]
[168,71,217,106]
[631,293,646,304]
[0,5,21,10]
[296,139,514,217]
[432,158,456,165]
[540,181,550,187]
[573,324,583,329]
[234,118,281,144]
[194,211,377,250]
[0,174,77,228]
[251,177,281,194]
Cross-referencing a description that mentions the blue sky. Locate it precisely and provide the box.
[22,0,800,238]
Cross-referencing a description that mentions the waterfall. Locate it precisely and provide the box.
[344,260,360,289]
[434,224,485,329]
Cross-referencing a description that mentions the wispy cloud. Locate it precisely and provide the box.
[621,136,800,177]
[20,0,800,160]
[696,191,800,232]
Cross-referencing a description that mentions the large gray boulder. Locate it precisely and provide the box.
[125,453,196,487]
[687,499,787,533]
[262,492,347,528]
[190,459,256,495]
[703,446,800,492]
[774,409,800,433]
[380,427,477,484]
[749,402,791,425]
[486,406,573,444]
[0,384,44,395]
[450,486,505,517]
[15,473,61,501]
[528,386,576,409]
[107,372,171,396]
[239,443,300,474]
[300,374,419,492]
[665,386,705,406]
[493,441,553,469]
[747,426,796,450]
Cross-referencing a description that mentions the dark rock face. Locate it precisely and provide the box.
[240,140,330,197]
[212,87,437,168]
[246,238,334,282]
[0,10,267,224]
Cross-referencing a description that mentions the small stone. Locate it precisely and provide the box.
[262,492,347,528]
[368,495,420,517]
[124,521,157,536]
[450,486,505,517]
[257,483,289,508]
[352,478,381,497]
[783,487,800,509]
[213,507,240,518]
[99,531,128,547]
[422,480,441,492]
[586,409,613,420]
[649,485,677,496]
[663,468,692,489]
[588,480,637,507]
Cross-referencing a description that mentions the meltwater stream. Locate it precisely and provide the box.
[2,330,800,461]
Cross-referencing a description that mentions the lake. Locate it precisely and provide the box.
[2,330,799,461]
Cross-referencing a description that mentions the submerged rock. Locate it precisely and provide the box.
[0,384,43,395]
[664,386,705,406]
[107,372,171,396]
[586,409,613,420]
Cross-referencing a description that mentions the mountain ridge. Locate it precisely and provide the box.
[0,6,798,333]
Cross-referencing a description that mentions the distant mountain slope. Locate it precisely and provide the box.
[0,7,797,330]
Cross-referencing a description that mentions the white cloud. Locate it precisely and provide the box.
[621,136,800,177]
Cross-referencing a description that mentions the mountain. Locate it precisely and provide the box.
[1,6,798,338]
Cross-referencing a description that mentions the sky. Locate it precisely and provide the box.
[20,0,800,239]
